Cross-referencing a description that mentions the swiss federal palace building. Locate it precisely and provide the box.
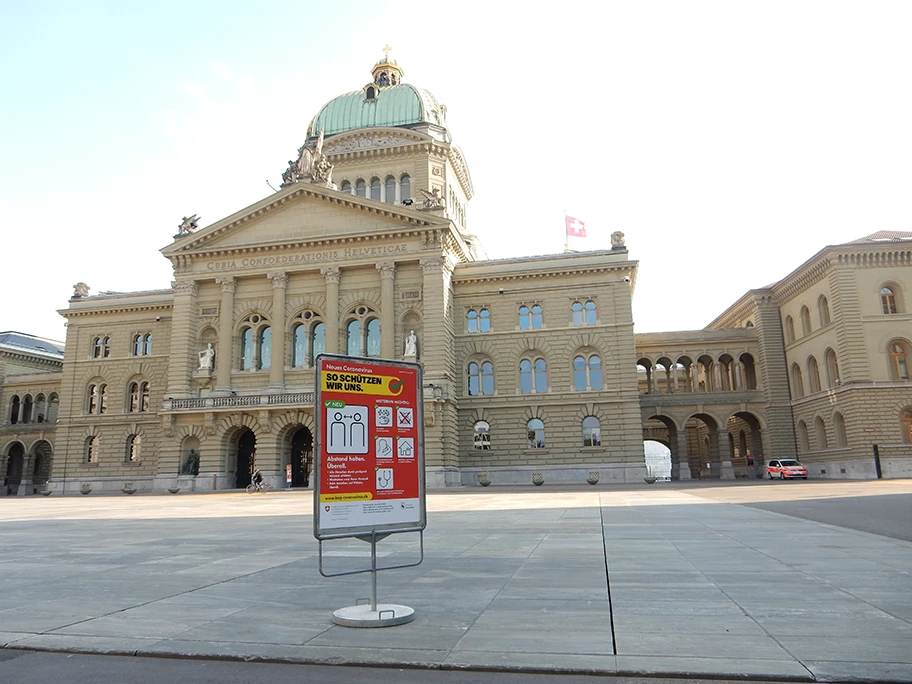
[3,55,912,496]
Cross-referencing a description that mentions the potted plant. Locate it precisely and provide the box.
[477,472,491,487]
[644,465,657,484]
[586,471,600,485]
[532,472,544,486]
[80,483,92,495]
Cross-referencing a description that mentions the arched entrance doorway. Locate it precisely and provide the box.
[643,439,672,480]
[290,427,313,487]
[236,429,256,489]
[5,442,25,496]
[33,441,53,494]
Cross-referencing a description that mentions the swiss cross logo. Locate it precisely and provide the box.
[565,216,587,238]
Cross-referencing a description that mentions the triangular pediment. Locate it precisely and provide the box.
[162,183,447,258]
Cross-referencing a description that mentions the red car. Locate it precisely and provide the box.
[767,459,808,479]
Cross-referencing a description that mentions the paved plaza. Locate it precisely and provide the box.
[1,480,911,682]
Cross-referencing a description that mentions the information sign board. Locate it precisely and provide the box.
[314,354,426,539]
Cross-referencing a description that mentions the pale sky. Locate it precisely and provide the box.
[2,1,910,343]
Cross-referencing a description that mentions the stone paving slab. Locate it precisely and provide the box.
[1,483,911,681]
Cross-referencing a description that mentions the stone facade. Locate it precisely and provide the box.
[3,58,912,494]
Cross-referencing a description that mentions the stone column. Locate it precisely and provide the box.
[166,279,199,397]
[672,364,679,393]
[674,429,692,480]
[321,267,341,354]
[377,261,396,358]
[718,429,735,479]
[713,362,723,391]
[215,277,236,393]
[735,362,744,390]
[268,272,288,390]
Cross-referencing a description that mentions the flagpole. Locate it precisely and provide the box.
[563,212,568,252]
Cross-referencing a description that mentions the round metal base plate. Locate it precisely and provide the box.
[332,603,415,628]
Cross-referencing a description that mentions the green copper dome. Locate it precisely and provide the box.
[307,83,446,137]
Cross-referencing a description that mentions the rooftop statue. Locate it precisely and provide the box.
[72,282,90,298]
[177,215,200,235]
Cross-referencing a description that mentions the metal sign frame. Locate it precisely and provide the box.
[313,353,426,541]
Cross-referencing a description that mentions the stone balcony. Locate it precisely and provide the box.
[162,391,315,413]
[638,389,765,408]
[0,422,56,436]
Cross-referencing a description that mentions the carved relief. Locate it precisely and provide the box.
[323,133,417,155]
[377,262,396,279]
[268,272,289,288]
[321,266,341,284]
[172,280,199,297]
[216,277,237,294]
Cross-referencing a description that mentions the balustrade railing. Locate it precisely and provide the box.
[166,392,315,411]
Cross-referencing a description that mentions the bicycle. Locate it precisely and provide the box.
[245,480,272,494]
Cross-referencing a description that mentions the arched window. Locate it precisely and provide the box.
[519,357,547,394]
[740,353,757,390]
[366,319,381,357]
[347,320,361,356]
[370,177,381,201]
[345,306,379,357]
[22,395,33,423]
[92,337,104,358]
[800,306,812,336]
[791,363,804,398]
[807,356,821,393]
[481,361,494,395]
[143,334,152,355]
[311,322,325,362]
[531,304,543,329]
[573,356,587,391]
[519,359,533,393]
[571,301,584,326]
[473,421,490,450]
[384,176,396,204]
[9,395,20,424]
[479,308,490,332]
[35,394,47,423]
[355,179,367,198]
[825,348,840,387]
[140,381,150,412]
[902,409,912,444]
[534,358,547,393]
[340,180,352,194]
[128,382,139,412]
[573,355,602,390]
[400,174,410,202]
[526,418,545,449]
[88,383,107,414]
[815,416,828,450]
[785,316,795,344]
[467,361,494,396]
[240,327,254,370]
[102,336,110,357]
[818,295,831,326]
[292,311,324,367]
[518,306,530,329]
[365,86,376,100]
[797,420,809,452]
[258,327,272,369]
[85,435,100,464]
[585,300,597,325]
[293,324,307,367]
[582,416,601,447]
[834,412,847,447]
[467,309,478,333]
[888,340,910,380]
[133,334,143,356]
[881,286,898,314]
[126,434,141,462]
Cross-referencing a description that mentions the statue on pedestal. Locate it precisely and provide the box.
[404,330,418,358]
[198,343,215,370]
[181,449,200,476]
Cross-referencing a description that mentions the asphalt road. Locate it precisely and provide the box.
[686,480,912,542]
[0,651,795,684]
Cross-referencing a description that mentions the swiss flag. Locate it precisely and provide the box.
[565,216,587,238]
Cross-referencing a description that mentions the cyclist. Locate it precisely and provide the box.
[251,468,264,491]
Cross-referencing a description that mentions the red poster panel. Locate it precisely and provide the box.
[313,354,426,539]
